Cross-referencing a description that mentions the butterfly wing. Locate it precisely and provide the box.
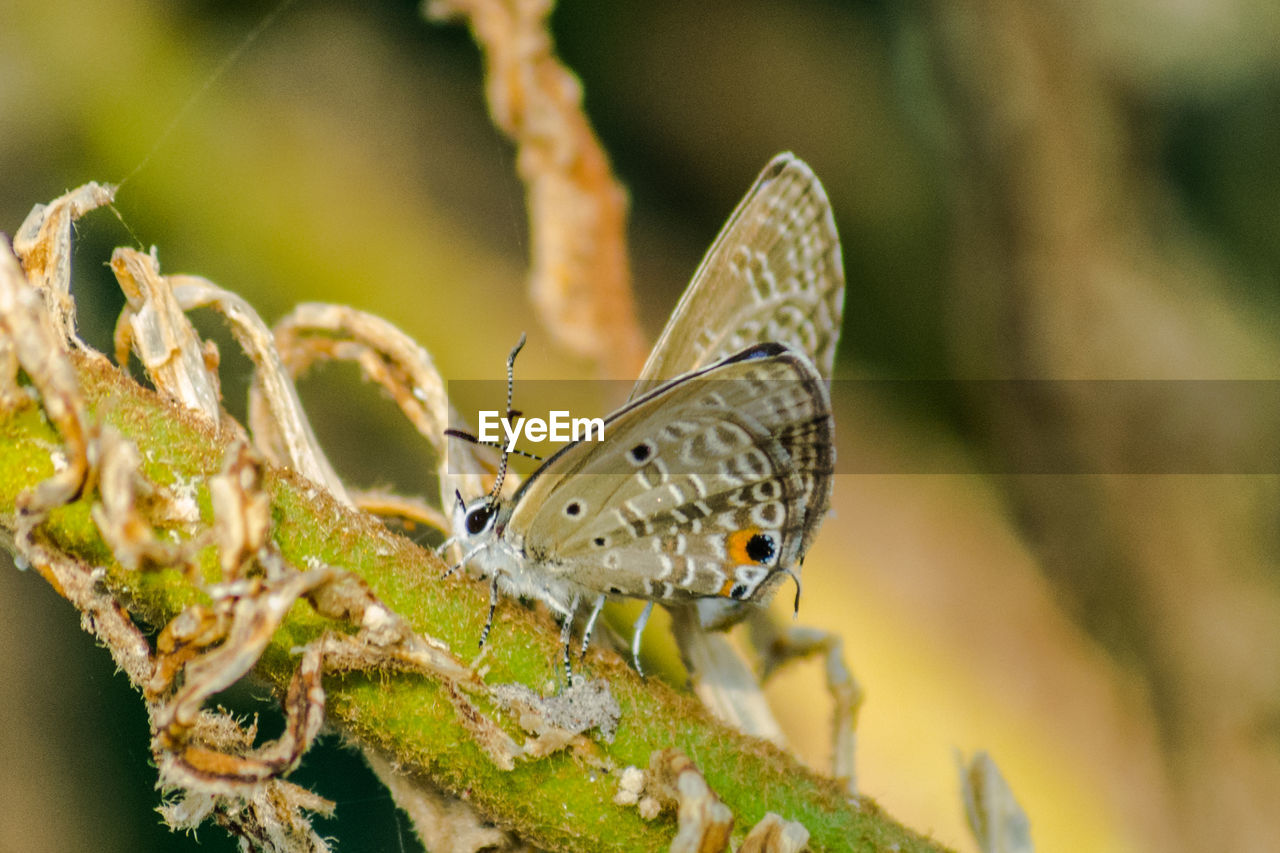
[505,343,833,605]
[631,153,845,396]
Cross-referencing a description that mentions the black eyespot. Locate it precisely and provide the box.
[464,503,496,535]
[745,533,775,564]
[608,586,622,595]
[564,501,582,517]
[593,537,607,547]
[730,583,749,600]
[628,442,653,464]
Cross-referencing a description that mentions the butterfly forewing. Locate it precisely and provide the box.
[507,344,833,605]
[632,153,845,396]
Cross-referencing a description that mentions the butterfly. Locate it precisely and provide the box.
[448,153,845,672]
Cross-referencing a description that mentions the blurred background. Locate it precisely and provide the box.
[3,0,1280,850]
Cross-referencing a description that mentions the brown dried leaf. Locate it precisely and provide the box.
[209,442,273,580]
[7,187,346,851]
[11,509,336,846]
[959,751,1035,853]
[266,301,505,507]
[91,427,194,573]
[736,813,810,853]
[425,0,647,376]
[110,248,223,423]
[12,181,116,344]
[0,241,93,523]
[160,643,328,791]
[152,570,336,750]
[752,617,864,796]
[168,278,351,503]
[646,749,735,853]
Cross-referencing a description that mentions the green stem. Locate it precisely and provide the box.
[0,351,947,853]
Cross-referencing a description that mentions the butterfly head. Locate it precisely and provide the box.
[453,489,503,547]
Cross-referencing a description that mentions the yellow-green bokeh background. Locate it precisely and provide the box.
[3,1,1279,851]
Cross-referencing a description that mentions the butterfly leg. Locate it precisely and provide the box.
[580,594,606,658]
[478,575,499,648]
[630,601,654,677]
[558,592,580,680]
[443,541,484,580]
[439,539,461,579]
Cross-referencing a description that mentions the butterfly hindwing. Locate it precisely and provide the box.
[508,343,833,604]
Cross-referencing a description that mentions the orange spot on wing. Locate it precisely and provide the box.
[725,526,763,566]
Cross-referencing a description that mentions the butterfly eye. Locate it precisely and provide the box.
[464,503,496,536]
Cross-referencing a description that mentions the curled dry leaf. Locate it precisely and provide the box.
[270,304,451,454]
[162,779,336,853]
[1,365,334,852]
[157,643,328,793]
[12,181,116,344]
[959,751,1035,853]
[168,278,350,503]
[737,813,811,853]
[0,241,93,523]
[149,569,337,753]
[267,302,504,509]
[110,248,224,424]
[753,617,864,797]
[91,426,194,574]
[209,442,273,580]
[646,748,735,853]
